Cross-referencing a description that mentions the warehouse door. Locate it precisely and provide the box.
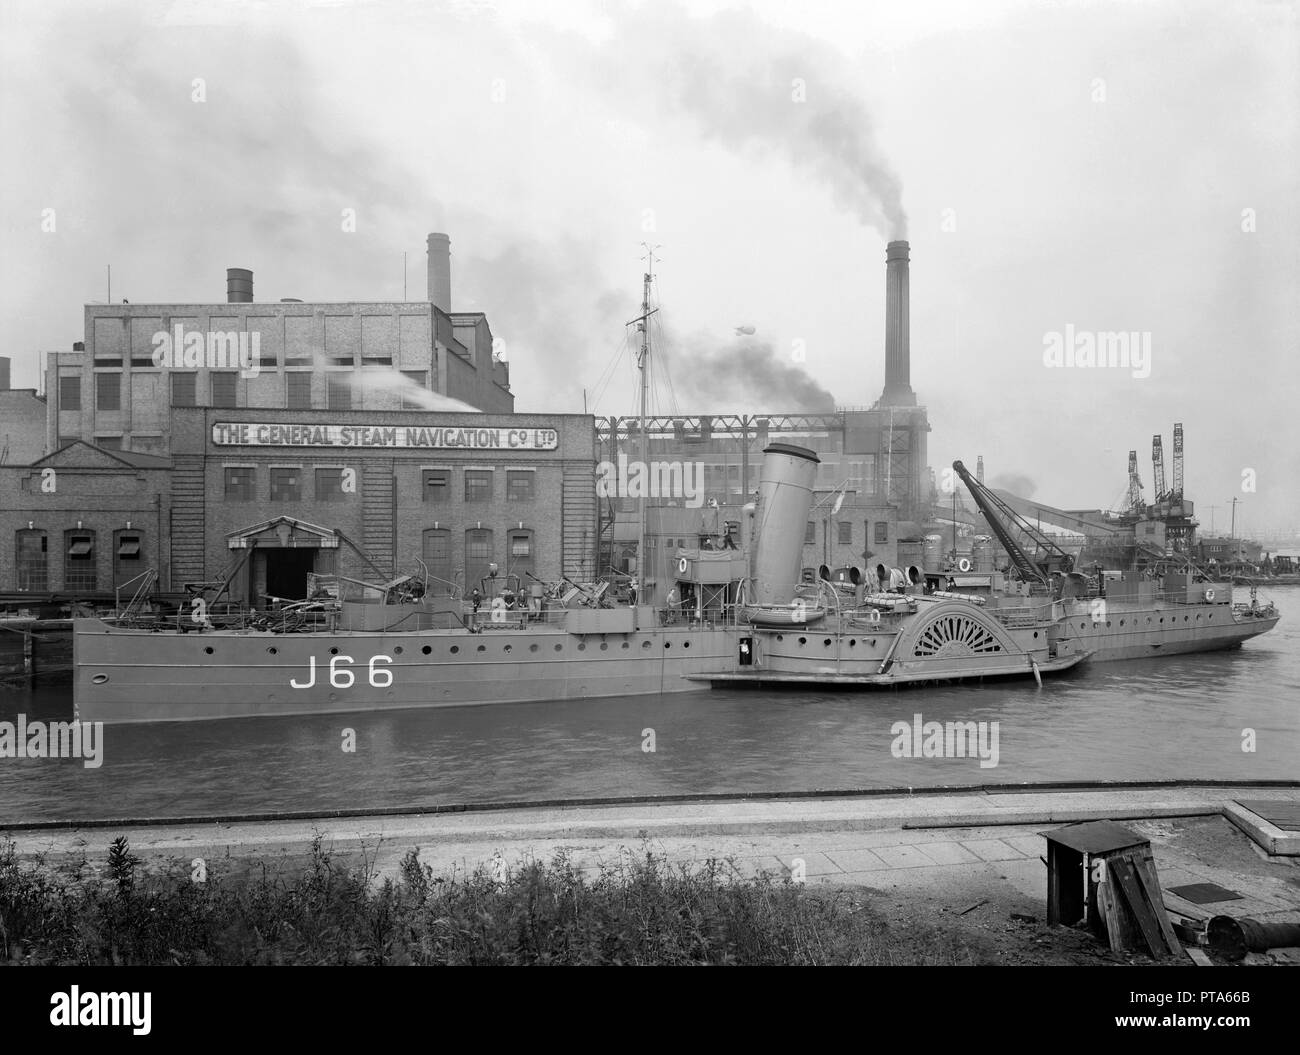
[264,548,316,602]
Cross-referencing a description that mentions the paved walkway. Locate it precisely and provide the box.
[7,786,1299,925]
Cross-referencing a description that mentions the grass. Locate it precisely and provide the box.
[0,835,977,965]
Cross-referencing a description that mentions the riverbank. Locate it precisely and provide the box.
[4,785,1298,965]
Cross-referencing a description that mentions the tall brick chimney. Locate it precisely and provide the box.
[880,240,916,407]
[427,233,451,312]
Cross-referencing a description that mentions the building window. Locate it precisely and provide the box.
[96,372,120,411]
[805,521,815,545]
[465,470,493,503]
[506,471,535,502]
[401,371,427,410]
[59,376,81,410]
[95,436,122,450]
[286,373,312,410]
[64,530,97,592]
[15,530,48,591]
[327,377,352,411]
[875,521,889,544]
[57,436,77,450]
[224,466,255,501]
[508,529,534,579]
[171,372,197,406]
[114,531,143,588]
[210,372,237,408]
[315,468,347,502]
[270,467,302,503]
[838,521,852,545]
[422,469,449,502]
[422,528,452,595]
[465,528,494,590]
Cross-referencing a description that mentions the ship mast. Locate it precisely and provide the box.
[632,244,660,602]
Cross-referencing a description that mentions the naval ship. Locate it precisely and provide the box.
[71,442,1281,723]
[72,442,1090,723]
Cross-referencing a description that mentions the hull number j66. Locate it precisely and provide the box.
[290,655,394,690]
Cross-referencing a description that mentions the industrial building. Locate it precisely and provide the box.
[0,236,597,608]
[2,235,935,610]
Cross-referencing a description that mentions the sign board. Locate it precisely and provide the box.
[211,422,559,451]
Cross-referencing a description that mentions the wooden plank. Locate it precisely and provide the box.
[1112,856,1172,959]
[1187,948,1213,966]
[1133,851,1182,954]
[1096,863,1137,952]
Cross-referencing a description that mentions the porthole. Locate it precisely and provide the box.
[642,641,651,649]
[823,638,832,647]
[529,644,539,653]
[664,641,671,649]
[1119,620,1124,627]
[600,642,609,651]
[1106,621,1111,628]
[204,646,214,655]
[849,639,856,647]
[578,643,586,651]
[1079,622,1086,629]
[555,644,564,652]
[329,647,339,656]
[91,673,109,685]
[394,646,403,655]
[267,646,278,655]
[798,637,807,645]
[422,645,432,655]
[621,642,630,649]
[477,644,487,653]
[683,641,690,649]
[1033,632,1038,639]
[503,644,512,653]
[450,645,460,655]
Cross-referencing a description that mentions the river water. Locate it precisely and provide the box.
[1,587,1296,823]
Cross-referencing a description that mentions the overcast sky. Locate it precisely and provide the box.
[2,0,1296,534]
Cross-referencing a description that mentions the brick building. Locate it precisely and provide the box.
[1,408,594,605]
[0,234,600,608]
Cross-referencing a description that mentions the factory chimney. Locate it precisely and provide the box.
[427,233,451,312]
[226,268,253,303]
[879,240,916,407]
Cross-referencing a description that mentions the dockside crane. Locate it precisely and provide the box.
[1126,450,1144,514]
[951,460,1075,589]
[1151,435,1167,501]
[1171,422,1184,501]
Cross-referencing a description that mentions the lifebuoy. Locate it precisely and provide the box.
[958,558,972,572]
[677,557,688,574]
[1204,588,1215,601]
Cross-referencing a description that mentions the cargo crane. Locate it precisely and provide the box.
[952,460,1075,588]
[1171,422,1184,501]
[1126,450,1144,514]
[1151,435,1167,501]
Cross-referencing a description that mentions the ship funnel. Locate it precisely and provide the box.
[749,443,820,606]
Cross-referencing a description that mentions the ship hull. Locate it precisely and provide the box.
[1051,600,1279,661]
[73,620,738,724]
